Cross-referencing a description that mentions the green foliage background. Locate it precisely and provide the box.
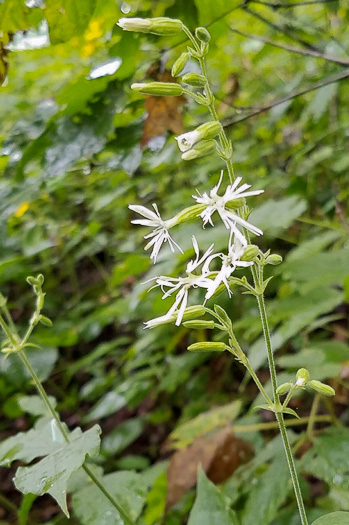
[0,0,349,523]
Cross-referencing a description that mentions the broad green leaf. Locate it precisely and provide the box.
[0,346,58,387]
[304,83,337,122]
[18,395,57,417]
[72,470,147,524]
[249,197,307,237]
[0,418,66,466]
[0,0,29,33]
[169,400,242,449]
[312,512,349,525]
[241,451,290,525]
[14,425,101,517]
[45,0,97,44]
[188,467,236,525]
[101,418,143,455]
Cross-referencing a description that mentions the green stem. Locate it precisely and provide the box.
[182,25,308,524]
[0,313,18,346]
[306,393,321,440]
[282,385,296,410]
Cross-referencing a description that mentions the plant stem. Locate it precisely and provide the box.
[182,25,308,524]
[306,393,321,440]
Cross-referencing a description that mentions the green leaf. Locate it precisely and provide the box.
[14,425,101,517]
[169,400,242,449]
[101,418,143,455]
[72,470,148,524]
[249,196,307,237]
[44,0,97,44]
[187,467,236,525]
[241,451,290,525]
[312,512,349,525]
[18,395,57,417]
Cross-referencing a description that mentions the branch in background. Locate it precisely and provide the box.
[229,27,349,66]
[223,68,349,127]
[248,0,339,8]
[244,6,321,52]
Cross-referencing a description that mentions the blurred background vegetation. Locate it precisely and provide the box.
[0,0,349,523]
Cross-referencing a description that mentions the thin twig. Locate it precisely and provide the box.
[249,0,339,8]
[244,6,321,52]
[223,68,349,127]
[229,26,349,66]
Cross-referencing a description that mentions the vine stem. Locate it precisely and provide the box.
[0,314,134,525]
[181,25,309,525]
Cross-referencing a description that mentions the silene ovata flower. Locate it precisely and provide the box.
[193,171,263,245]
[129,204,182,263]
[145,236,214,327]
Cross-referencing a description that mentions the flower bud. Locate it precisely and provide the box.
[37,274,44,285]
[176,122,221,153]
[240,245,259,262]
[117,17,183,36]
[131,82,183,96]
[27,276,38,286]
[183,320,215,329]
[195,27,211,43]
[276,382,292,395]
[171,52,190,77]
[181,139,216,161]
[188,342,227,352]
[182,72,206,87]
[308,380,335,397]
[265,254,283,266]
[182,305,206,321]
[296,368,310,387]
[39,315,53,327]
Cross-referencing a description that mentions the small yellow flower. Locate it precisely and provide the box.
[85,19,103,42]
[15,202,29,218]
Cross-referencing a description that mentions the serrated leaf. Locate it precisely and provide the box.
[312,511,349,525]
[187,467,236,525]
[72,470,147,524]
[14,425,101,517]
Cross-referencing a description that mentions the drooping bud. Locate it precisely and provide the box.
[276,382,293,395]
[240,245,259,262]
[296,368,310,387]
[195,27,211,43]
[117,17,183,36]
[181,139,216,161]
[176,122,221,153]
[39,315,53,327]
[27,276,38,286]
[188,342,227,352]
[171,52,190,77]
[131,82,183,96]
[183,320,215,329]
[182,72,206,87]
[265,254,283,266]
[308,380,335,397]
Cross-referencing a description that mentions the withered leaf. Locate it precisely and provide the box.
[166,427,254,509]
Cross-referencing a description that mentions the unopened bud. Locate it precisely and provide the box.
[308,380,335,397]
[182,305,206,321]
[131,82,183,96]
[195,27,211,43]
[27,276,38,286]
[265,254,283,266]
[117,17,183,36]
[296,368,310,387]
[39,315,53,327]
[183,320,215,329]
[182,72,206,87]
[188,342,227,352]
[37,274,44,285]
[181,139,216,160]
[176,121,221,153]
[276,382,292,395]
[171,52,190,77]
[241,245,259,262]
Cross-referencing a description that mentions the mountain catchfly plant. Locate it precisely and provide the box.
[121,15,339,525]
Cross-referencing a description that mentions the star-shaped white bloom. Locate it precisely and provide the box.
[202,236,253,301]
[129,204,182,263]
[193,171,263,245]
[145,236,214,327]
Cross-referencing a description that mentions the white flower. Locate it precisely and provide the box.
[145,236,214,327]
[175,130,201,152]
[202,236,254,301]
[129,204,182,263]
[193,171,263,245]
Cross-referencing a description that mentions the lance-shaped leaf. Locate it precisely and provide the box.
[14,425,101,517]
